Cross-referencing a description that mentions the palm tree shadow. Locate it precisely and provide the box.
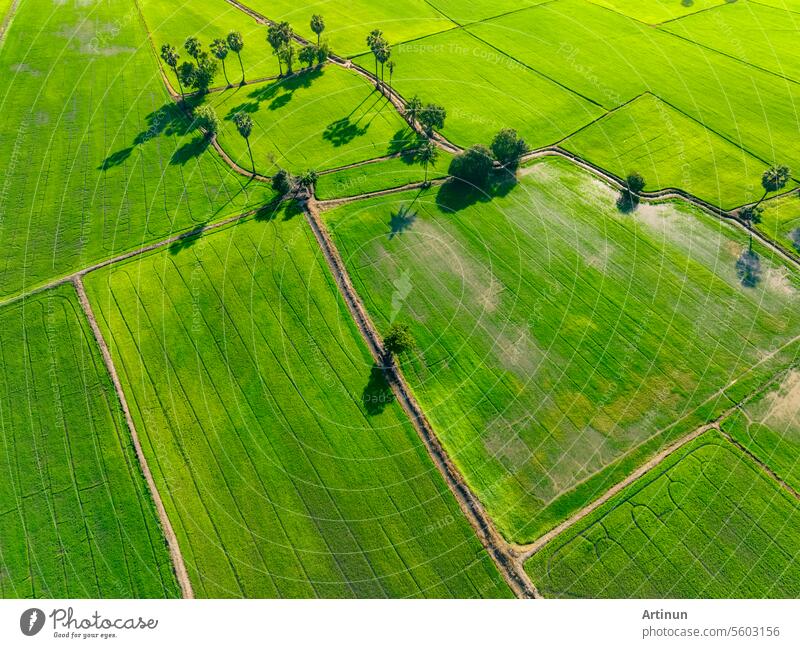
[323,117,369,146]
[388,205,417,239]
[169,221,208,255]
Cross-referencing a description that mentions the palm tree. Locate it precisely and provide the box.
[267,22,293,75]
[366,29,383,78]
[376,41,390,90]
[279,42,295,75]
[233,112,255,173]
[184,36,202,64]
[210,38,230,86]
[405,95,422,124]
[160,44,183,98]
[417,140,438,185]
[386,60,396,95]
[310,15,325,46]
[758,165,791,205]
[226,31,245,84]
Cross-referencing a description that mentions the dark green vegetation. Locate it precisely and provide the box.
[722,370,800,494]
[0,286,179,597]
[325,157,800,542]
[0,0,272,300]
[84,213,511,598]
[526,431,800,598]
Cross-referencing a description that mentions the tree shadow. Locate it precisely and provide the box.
[435,169,518,213]
[387,127,423,156]
[170,135,211,165]
[98,147,133,170]
[616,189,639,213]
[282,200,304,220]
[789,228,800,253]
[388,205,417,239]
[736,247,761,288]
[247,67,323,110]
[361,365,394,415]
[323,117,369,147]
[169,221,208,255]
[254,200,282,221]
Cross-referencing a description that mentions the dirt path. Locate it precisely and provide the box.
[73,277,195,599]
[0,0,20,44]
[303,197,538,599]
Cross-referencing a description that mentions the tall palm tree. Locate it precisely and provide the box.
[226,31,245,84]
[160,44,183,98]
[210,38,230,86]
[184,36,202,63]
[758,164,791,206]
[386,60,396,95]
[310,14,325,46]
[234,112,255,174]
[417,140,438,184]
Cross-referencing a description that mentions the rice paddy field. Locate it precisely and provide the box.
[324,157,800,542]
[83,212,511,598]
[3,0,800,602]
[0,285,179,598]
[525,431,800,598]
[0,0,272,300]
[204,65,411,175]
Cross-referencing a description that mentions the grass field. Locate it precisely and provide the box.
[662,1,800,83]
[325,157,800,542]
[590,0,727,23]
[469,0,800,187]
[426,0,549,24]
[205,65,411,175]
[756,192,800,256]
[243,0,455,57]
[316,149,454,200]
[139,0,280,87]
[0,0,273,300]
[525,432,800,597]
[0,285,178,598]
[358,28,604,149]
[722,370,800,494]
[84,211,512,598]
[562,94,773,208]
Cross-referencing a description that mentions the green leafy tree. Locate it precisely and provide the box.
[193,104,219,138]
[416,140,438,184]
[184,36,202,63]
[418,103,446,136]
[316,41,331,65]
[160,44,183,98]
[192,52,217,93]
[273,168,297,196]
[310,14,325,46]
[299,169,318,191]
[490,128,526,169]
[625,172,646,195]
[267,21,293,75]
[739,204,763,228]
[405,95,422,123]
[450,145,493,187]
[226,31,245,83]
[177,61,196,93]
[210,38,230,86]
[758,165,791,205]
[383,323,414,358]
[233,112,255,173]
[299,44,317,68]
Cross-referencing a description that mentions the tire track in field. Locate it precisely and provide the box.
[73,276,194,599]
[303,196,538,598]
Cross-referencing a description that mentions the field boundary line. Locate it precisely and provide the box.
[0,0,20,45]
[73,276,194,599]
[303,197,539,599]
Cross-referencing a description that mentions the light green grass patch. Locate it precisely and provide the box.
[357,29,604,149]
[316,149,454,200]
[756,191,800,255]
[662,1,800,83]
[325,156,800,542]
[206,65,410,175]
[242,0,455,57]
[526,431,800,597]
[562,93,773,209]
[0,285,179,598]
[84,211,512,599]
[139,0,279,87]
[0,0,273,300]
[590,0,728,24]
[426,0,547,24]
[722,370,800,494]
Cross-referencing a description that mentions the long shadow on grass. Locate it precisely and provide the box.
[226,67,324,118]
[169,221,209,255]
[436,168,518,213]
[362,365,395,415]
[98,98,205,171]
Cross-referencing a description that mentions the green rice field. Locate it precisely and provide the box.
[0,285,179,598]
[526,431,800,598]
[83,211,511,598]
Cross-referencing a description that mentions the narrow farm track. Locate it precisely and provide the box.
[73,277,194,599]
[0,0,20,43]
[303,197,539,599]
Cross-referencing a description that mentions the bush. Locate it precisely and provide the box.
[449,145,494,187]
[491,128,526,168]
[383,323,414,357]
[272,168,297,195]
[193,105,219,137]
[625,172,646,195]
